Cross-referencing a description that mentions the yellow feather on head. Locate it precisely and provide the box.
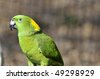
[31,19,40,31]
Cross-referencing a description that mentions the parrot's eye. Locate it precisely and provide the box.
[18,18,22,23]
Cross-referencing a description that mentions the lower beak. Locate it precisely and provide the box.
[9,20,16,30]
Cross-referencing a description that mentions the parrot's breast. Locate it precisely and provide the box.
[18,36,36,54]
[18,35,48,63]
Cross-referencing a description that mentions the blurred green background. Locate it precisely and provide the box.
[0,0,100,66]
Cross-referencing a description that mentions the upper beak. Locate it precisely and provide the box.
[9,20,16,30]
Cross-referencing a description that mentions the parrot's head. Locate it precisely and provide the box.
[10,15,41,36]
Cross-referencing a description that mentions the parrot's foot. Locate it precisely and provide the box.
[40,58,64,66]
[40,60,49,66]
[28,60,34,66]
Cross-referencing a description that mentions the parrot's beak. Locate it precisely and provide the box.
[9,20,16,30]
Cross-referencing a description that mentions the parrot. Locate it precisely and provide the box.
[9,15,64,66]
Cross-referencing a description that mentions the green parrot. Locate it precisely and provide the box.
[9,15,64,66]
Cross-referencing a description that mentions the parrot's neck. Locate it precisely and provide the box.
[18,31,42,36]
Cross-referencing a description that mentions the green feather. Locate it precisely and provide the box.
[10,15,64,66]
